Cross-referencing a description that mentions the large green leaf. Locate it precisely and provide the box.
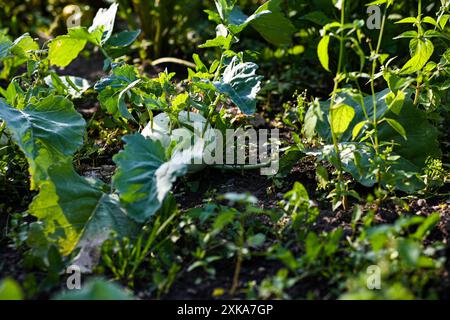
[213,57,263,115]
[48,31,88,68]
[400,39,434,75]
[29,162,138,269]
[218,0,294,46]
[0,96,85,189]
[113,134,189,222]
[250,0,296,46]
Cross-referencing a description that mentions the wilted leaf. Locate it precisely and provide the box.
[44,75,90,98]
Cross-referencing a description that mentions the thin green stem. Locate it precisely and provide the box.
[230,221,245,297]
[202,54,225,138]
[328,0,347,208]
[418,0,422,19]
[414,0,424,105]
[369,5,388,193]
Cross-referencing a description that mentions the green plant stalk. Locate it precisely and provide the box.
[0,121,6,141]
[413,78,422,106]
[99,46,113,64]
[328,0,348,209]
[230,221,245,297]
[369,4,388,193]
[202,54,225,138]
[414,0,424,106]
[418,0,422,20]
[202,93,222,138]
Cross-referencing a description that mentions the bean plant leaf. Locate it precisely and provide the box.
[29,162,138,269]
[400,39,434,74]
[0,33,38,60]
[213,57,263,115]
[352,121,368,140]
[0,96,85,189]
[48,27,106,67]
[385,118,407,140]
[112,134,189,222]
[385,90,405,115]
[317,35,331,72]
[330,104,355,136]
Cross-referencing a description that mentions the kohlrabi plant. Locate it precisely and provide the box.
[0,1,292,271]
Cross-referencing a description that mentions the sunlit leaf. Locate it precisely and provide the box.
[213,56,263,115]
[0,96,85,189]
